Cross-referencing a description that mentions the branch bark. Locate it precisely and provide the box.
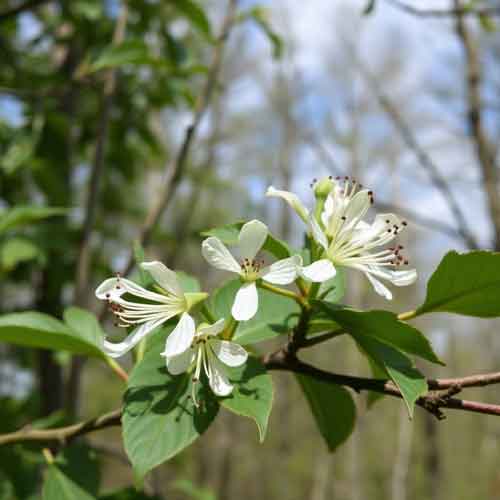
[120,0,237,278]
[302,130,472,243]
[386,0,500,18]
[454,1,500,250]
[3,362,500,447]
[67,1,129,417]
[352,55,478,249]
[264,349,500,419]
[74,2,129,305]
[0,409,121,446]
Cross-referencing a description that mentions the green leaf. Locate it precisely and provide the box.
[168,0,212,39]
[201,221,291,260]
[173,480,216,500]
[0,206,66,235]
[42,465,96,500]
[221,356,273,442]
[176,271,201,293]
[479,13,496,32]
[296,374,356,451]
[363,0,377,14]
[100,488,161,500]
[210,279,300,345]
[133,241,152,288]
[0,237,43,271]
[318,266,345,303]
[417,251,500,318]
[355,335,427,418]
[90,40,153,72]
[56,444,100,497]
[122,332,219,478]
[244,7,283,59]
[318,303,443,365]
[0,312,105,359]
[73,0,103,20]
[0,446,41,500]
[1,116,44,176]
[63,307,106,354]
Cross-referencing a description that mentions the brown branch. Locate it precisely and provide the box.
[350,51,478,249]
[454,2,500,250]
[68,2,129,415]
[264,351,500,419]
[0,409,121,446]
[0,0,50,22]
[120,0,237,278]
[2,365,500,446]
[74,1,129,305]
[386,0,500,18]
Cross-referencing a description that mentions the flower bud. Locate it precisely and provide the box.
[313,177,335,200]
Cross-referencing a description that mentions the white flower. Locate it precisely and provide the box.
[161,318,248,403]
[268,177,417,300]
[202,220,304,321]
[266,183,337,283]
[95,261,207,358]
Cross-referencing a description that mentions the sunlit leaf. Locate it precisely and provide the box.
[221,356,273,441]
[417,251,500,317]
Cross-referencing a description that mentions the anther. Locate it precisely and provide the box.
[402,221,407,226]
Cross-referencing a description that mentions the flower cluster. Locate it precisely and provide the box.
[96,176,417,398]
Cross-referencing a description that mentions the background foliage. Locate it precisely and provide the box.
[2,0,500,499]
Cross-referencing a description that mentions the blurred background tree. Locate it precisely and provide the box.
[2,0,500,499]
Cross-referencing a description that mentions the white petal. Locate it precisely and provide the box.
[201,237,241,274]
[300,259,337,282]
[359,265,417,288]
[210,339,248,367]
[96,278,123,300]
[309,216,329,250]
[350,214,401,247]
[197,318,226,337]
[238,220,268,260]
[266,186,310,223]
[343,190,371,226]
[385,268,418,286]
[103,317,167,358]
[207,353,234,396]
[321,193,334,227]
[231,282,258,321]
[163,348,195,375]
[95,276,168,303]
[140,261,183,297]
[365,272,393,300]
[260,255,301,285]
[163,312,196,357]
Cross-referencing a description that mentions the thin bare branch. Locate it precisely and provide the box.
[74,1,129,304]
[68,2,129,415]
[350,53,478,249]
[454,1,500,250]
[386,0,500,18]
[121,0,237,278]
[0,409,121,446]
[302,130,470,243]
[264,352,500,419]
[2,364,500,447]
